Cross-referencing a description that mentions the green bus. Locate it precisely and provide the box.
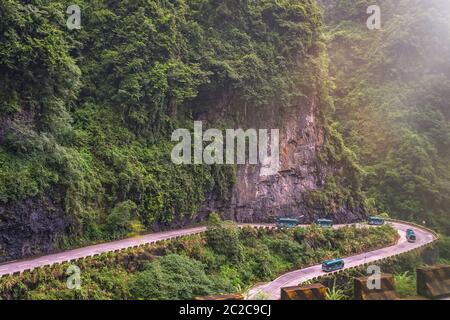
[322,258,345,272]
[316,219,333,228]
[368,216,385,225]
[406,229,416,243]
[276,217,299,228]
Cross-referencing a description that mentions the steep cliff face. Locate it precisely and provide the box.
[0,191,68,263]
[200,101,322,222]
[197,93,367,224]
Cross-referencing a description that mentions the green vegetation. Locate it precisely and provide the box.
[6,0,445,258]
[0,220,398,300]
[394,271,416,298]
[325,280,346,300]
[129,254,230,300]
[0,0,334,247]
[1,0,448,300]
[321,0,450,234]
[437,236,450,264]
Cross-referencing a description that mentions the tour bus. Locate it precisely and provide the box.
[406,229,417,243]
[322,258,345,272]
[368,216,385,225]
[316,219,333,228]
[276,217,300,229]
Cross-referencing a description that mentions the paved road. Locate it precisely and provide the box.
[0,223,274,277]
[0,226,210,277]
[247,222,437,300]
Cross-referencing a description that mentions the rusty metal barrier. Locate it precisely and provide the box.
[281,284,327,300]
[354,273,399,300]
[417,265,450,299]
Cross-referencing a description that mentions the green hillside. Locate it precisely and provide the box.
[1,0,331,250]
[321,0,450,234]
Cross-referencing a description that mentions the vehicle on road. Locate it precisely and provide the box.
[406,229,417,243]
[368,216,385,225]
[315,219,333,228]
[276,217,299,228]
[322,258,345,272]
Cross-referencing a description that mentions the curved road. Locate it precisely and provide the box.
[247,222,437,300]
[0,221,436,296]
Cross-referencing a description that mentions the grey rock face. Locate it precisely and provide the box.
[0,193,68,263]
[198,96,367,224]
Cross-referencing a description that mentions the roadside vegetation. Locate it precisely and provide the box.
[318,248,442,299]
[393,272,416,298]
[325,279,346,300]
[0,215,398,300]
[438,236,450,265]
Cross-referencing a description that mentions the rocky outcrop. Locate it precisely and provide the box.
[198,93,367,224]
[0,192,69,263]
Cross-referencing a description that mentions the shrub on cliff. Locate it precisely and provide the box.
[438,236,450,264]
[104,201,138,239]
[394,271,417,298]
[206,220,243,263]
[129,254,230,300]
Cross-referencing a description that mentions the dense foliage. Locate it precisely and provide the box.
[0,220,398,300]
[0,0,328,245]
[321,0,450,234]
[1,0,447,283]
[438,236,450,264]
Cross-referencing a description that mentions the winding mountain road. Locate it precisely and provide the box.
[247,222,437,300]
[0,220,437,299]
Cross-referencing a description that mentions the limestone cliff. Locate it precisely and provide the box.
[197,92,368,224]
